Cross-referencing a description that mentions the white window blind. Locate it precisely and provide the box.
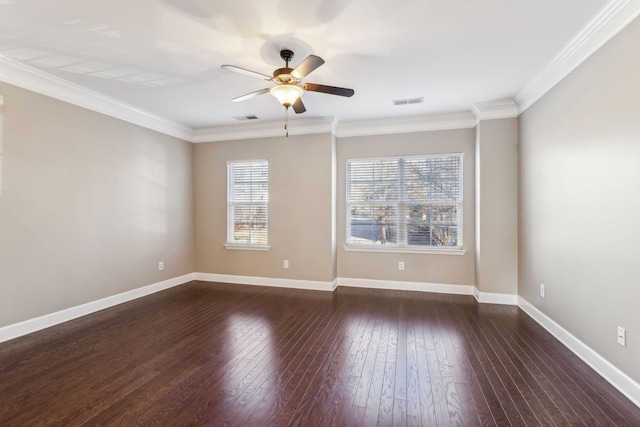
[346,154,463,249]
[227,160,269,247]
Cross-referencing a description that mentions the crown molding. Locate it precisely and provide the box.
[3,0,638,142]
[193,112,477,142]
[0,55,193,141]
[191,116,337,143]
[336,112,477,138]
[472,99,519,121]
[516,0,640,113]
[331,117,340,136]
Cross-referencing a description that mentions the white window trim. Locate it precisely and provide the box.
[224,243,270,251]
[343,244,466,255]
[345,153,464,253]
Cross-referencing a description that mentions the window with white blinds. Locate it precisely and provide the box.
[227,160,269,248]
[346,154,463,250]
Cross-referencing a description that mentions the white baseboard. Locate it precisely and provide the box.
[0,273,195,344]
[338,277,474,295]
[518,297,640,408]
[194,273,337,292]
[474,287,518,305]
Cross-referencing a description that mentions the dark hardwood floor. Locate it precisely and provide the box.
[0,281,638,426]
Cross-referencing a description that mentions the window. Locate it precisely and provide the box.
[227,160,269,249]
[346,154,463,251]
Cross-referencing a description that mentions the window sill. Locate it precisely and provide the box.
[343,245,466,255]
[224,244,270,251]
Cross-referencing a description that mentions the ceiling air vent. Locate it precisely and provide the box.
[233,115,259,121]
[393,97,424,106]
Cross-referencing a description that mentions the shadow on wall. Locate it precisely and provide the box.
[132,137,168,235]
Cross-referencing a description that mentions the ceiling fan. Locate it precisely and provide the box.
[221,49,355,116]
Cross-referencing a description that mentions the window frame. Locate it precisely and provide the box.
[345,153,465,255]
[225,159,270,251]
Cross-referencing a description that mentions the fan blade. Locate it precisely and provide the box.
[304,83,354,97]
[291,55,325,79]
[221,65,272,80]
[292,98,306,114]
[232,88,270,102]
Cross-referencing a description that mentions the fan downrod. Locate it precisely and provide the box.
[280,49,294,67]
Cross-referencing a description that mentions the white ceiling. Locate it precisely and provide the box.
[0,0,624,132]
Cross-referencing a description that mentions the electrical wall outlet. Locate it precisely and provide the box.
[618,326,626,347]
[398,261,405,271]
[283,260,289,269]
[158,261,164,271]
[540,283,545,298]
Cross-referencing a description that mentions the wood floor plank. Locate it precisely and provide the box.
[482,314,571,427]
[429,318,467,426]
[470,311,552,426]
[169,294,327,426]
[405,317,422,420]
[511,308,636,426]
[461,308,537,426]
[291,307,368,425]
[260,301,352,424]
[377,360,397,426]
[393,397,408,427]
[394,303,408,403]
[414,323,438,426]
[433,305,486,426]
[502,310,622,426]
[377,316,399,426]
[354,320,384,408]
[0,281,638,426]
[490,313,586,426]
[449,305,512,426]
[361,320,390,426]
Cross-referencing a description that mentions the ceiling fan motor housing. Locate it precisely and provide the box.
[273,67,300,85]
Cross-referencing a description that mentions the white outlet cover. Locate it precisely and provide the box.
[617,327,626,346]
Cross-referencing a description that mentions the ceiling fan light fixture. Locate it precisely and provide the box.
[270,84,303,108]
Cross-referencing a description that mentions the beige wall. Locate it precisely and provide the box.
[475,118,518,295]
[336,130,476,286]
[519,16,640,381]
[194,133,336,283]
[0,82,194,328]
